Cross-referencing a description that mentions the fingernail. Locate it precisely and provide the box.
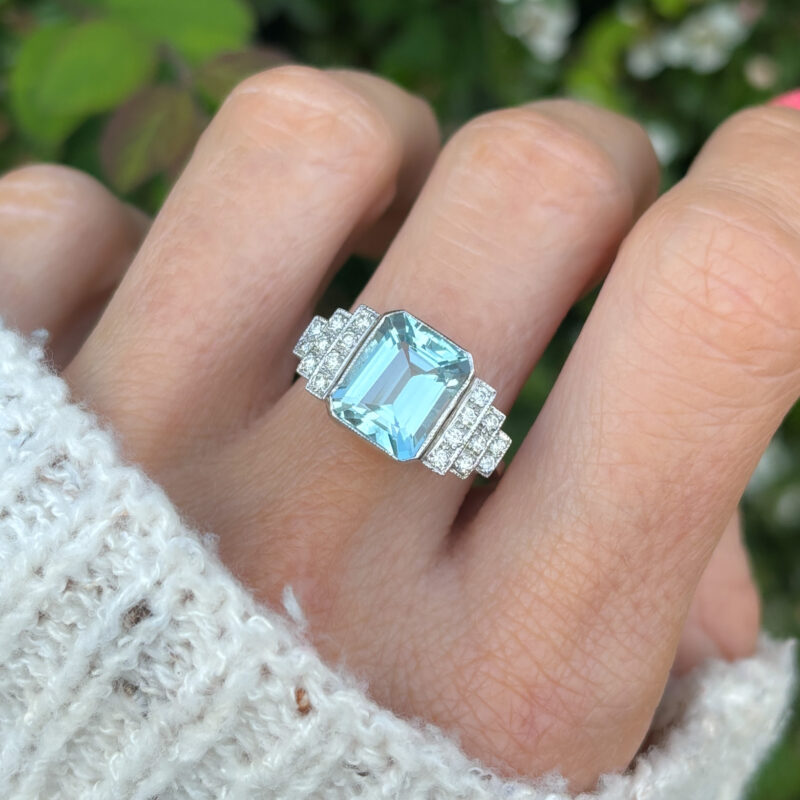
[770,89,800,110]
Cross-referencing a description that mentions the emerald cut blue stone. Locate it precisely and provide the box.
[329,311,472,461]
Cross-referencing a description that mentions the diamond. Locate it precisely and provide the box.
[478,454,496,475]
[455,453,472,471]
[469,431,488,452]
[483,409,503,431]
[428,446,451,471]
[445,425,467,445]
[352,315,373,333]
[293,316,327,358]
[310,373,328,392]
[470,382,492,406]
[313,335,331,353]
[476,432,510,477]
[453,450,477,477]
[329,311,473,461]
[460,405,478,426]
[298,355,317,377]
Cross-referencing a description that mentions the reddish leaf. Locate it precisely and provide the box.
[101,85,203,193]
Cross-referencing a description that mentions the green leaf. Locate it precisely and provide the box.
[10,21,156,149]
[100,85,202,193]
[652,0,689,20]
[378,13,449,86]
[565,65,626,111]
[100,0,254,63]
[195,47,287,106]
[9,25,81,150]
[574,11,635,84]
[564,11,636,112]
[41,21,156,116]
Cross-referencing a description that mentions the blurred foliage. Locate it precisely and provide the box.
[0,0,798,796]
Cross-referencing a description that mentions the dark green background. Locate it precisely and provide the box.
[0,1,798,795]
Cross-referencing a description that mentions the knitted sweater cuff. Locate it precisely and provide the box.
[0,321,795,800]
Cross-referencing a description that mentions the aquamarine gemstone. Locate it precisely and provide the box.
[329,311,472,461]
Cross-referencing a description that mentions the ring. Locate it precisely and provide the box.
[293,306,512,479]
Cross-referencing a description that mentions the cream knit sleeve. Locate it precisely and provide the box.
[0,320,794,800]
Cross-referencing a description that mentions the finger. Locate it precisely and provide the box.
[226,101,658,606]
[474,105,800,781]
[0,164,146,365]
[674,510,760,674]
[333,70,441,259]
[65,67,439,465]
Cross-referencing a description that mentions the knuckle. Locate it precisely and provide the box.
[712,104,800,154]
[699,106,800,214]
[219,65,398,177]
[642,185,800,371]
[0,164,115,244]
[446,107,629,222]
[0,163,99,213]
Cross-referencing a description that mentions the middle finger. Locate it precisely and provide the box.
[65,66,439,466]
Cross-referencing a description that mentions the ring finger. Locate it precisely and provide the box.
[226,100,659,612]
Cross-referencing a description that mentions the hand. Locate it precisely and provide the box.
[3,66,792,789]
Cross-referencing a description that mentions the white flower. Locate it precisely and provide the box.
[775,484,800,529]
[502,0,578,63]
[624,3,751,80]
[744,54,778,89]
[645,121,680,166]
[660,3,750,74]
[626,37,664,79]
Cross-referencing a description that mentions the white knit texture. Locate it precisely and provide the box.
[0,319,795,800]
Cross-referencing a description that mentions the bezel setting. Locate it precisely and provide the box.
[293,305,512,479]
